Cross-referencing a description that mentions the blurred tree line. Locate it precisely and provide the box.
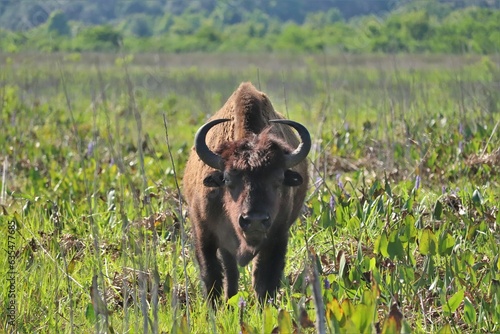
[0,0,499,53]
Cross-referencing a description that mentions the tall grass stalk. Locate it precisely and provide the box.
[58,62,97,332]
[1,158,7,205]
[124,59,154,334]
[96,62,134,331]
[163,113,191,331]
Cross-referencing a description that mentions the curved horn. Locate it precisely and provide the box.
[270,119,311,168]
[194,118,230,170]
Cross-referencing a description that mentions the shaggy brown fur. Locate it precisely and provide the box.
[182,82,309,305]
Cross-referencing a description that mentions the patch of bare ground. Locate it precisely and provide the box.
[441,191,498,232]
[100,268,166,310]
[320,142,500,188]
[318,148,403,183]
[89,267,192,313]
[60,233,86,259]
[466,147,500,173]
[127,211,179,235]
[20,230,76,255]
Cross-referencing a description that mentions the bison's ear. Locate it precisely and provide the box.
[283,170,303,187]
[203,171,224,187]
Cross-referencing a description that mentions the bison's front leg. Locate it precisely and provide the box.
[194,228,224,305]
[218,248,239,300]
[252,230,289,302]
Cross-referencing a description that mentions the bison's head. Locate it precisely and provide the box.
[194,119,311,248]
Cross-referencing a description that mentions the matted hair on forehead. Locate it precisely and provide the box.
[217,127,294,171]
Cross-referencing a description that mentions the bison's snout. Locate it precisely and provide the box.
[239,213,271,232]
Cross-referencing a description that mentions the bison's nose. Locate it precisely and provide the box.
[239,213,271,231]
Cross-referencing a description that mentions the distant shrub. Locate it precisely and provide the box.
[74,25,122,51]
[46,11,71,36]
[122,14,153,37]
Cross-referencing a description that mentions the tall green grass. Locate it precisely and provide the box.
[0,53,499,333]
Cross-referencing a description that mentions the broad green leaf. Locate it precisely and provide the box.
[433,200,443,220]
[438,231,455,256]
[348,215,361,230]
[362,289,375,308]
[402,321,412,334]
[404,195,414,212]
[388,229,405,259]
[399,218,417,243]
[400,266,415,282]
[466,221,478,240]
[327,315,342,333]
[66,258,76,274]
[437,323,452,334]
[341,320,362,333]
[443,289,464,314]
[13,211,21,229]
[369,178,381,197]
[277,309,293,334]
[263,304,274,333]
[85,303,96,323]
[351,304,371,334]
[227,292,248,308]
[463,297,477,324]
[375,232,389,258]
[489,279,500,300]
[342,299,355,318]
[369,257,377,271]
[336,206,345,227]
[419,228,437,255]
[326,298,345,325]
[321,209,333,228]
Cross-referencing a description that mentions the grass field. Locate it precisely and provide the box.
[1,53,499,333]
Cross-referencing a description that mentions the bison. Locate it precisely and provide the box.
[182,82,311,305]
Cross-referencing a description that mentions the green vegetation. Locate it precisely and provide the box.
[0,0,499,54]
[0,53,499,332]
